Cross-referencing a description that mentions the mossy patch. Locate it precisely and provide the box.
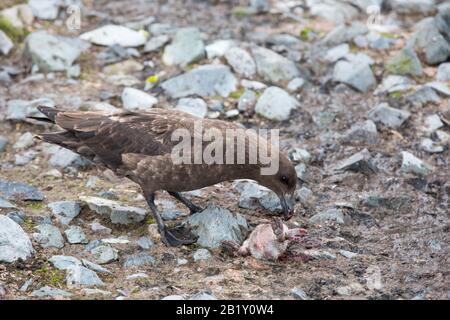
[233,6,252,18]
[26,202,45,211]
[0,15,28,43]
[36,262,66,288]
[299,27,316,42]
[389,91,402,99]
[229,88,245,99]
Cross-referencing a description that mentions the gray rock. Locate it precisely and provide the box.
[309,0,359,24]
[425,81,450,96]
[333,60,376,92]
[6,98,55,121]
[20,278,33,292]
[304,249,337,260]
[0,198,16,209]
[80,196,146,225]
[409,17,450,65]
[162,295,186,300]
[225,109,239,118]
[48,201,81,225]
[144,35,170,52]
[224,47,256,78]
[15,150,37,166]
[237,90,257,112]
[406,86,441,107]
[81,288,112,297]
[236,180,281,212]
[29,0,59,20]
[250,0,269,13]
[137,236,154,250]
[309,208,351,225]
[33,224,65,249]
[385,46,423,76]
[162,64,236,98]
[81,259,112,275]
[162,27,205,67]
[148,23,177,36]
[368,103,411,128]
[375,75,415,94]
[342,120,378,144]
[0,30,13,55]
[255,86,299,121]
[122,87,158,111]
[241,79,267,91]
[401,151,432,176]
[421,138,444,153]
[193,248,212,261]
[324,43,349,62]
[0,179,44,201]
[251,46,301,84]
[25,31,85,72]
[6,211,25,225]
[423,114,443,133]
[339,250,358,259]
[205,40,237,59]
[49,255,81,270]
[66,265,104,288]
[291,287,309,300]
[189,292,217,300]
[322,21,368,46]
[437,63,450,81]
[13,132,34,149]
[290,148,312,163]
[0,136,8,152]
[49,146,90,168]
[287,78,305,92]
[90,221,112,234]
[336,283,364,296]
[90,244,118,264]
[124,253,156,268]
[32,286,72,297]
[80,25,146,47]
[65,226,88,244]
[175,98,208,118]
[0,215,35,263]
[334,149,377,174]
[390,0,436,15]
[185,205,248,249]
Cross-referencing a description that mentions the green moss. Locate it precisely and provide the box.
[233,6,252,18]
[22,218,35,229]
[0,15,27,43]
[389,91,402,99]
[229,88,245,99]
[380,32,398,39]
[26,202,45,210]
[299,27,314,41]
[36,263,66,288]
[146,217,155,225]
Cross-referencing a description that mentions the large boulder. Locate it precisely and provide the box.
[0,215,35,263]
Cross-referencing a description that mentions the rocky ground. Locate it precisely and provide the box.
[0,0,449,300]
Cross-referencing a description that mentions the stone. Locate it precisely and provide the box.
[250,0,270,13]
[287,78,305,92]
[421,138,444,153]
[15,150,37,166]
[322,21,368,46]
[309,208,351,225]
[148,23,177,36]
[82,259,112,275]
[342,120,378,144]
[0,136,8,152]
[103,59,143,76]
[80,196,147,225]
[390,0,436,15]
[401,151,432,176]
[385,47,423,76]
[407,86,441,107]
[90,222,112,234]
[251,46,301,84]
[66,265,104,288]
[235,180,281,212]
[122,87,158,111]
[28,0,59,20]
[241,79,267,90]
[124,253,156,268]
[0,30,13,55]
[33,224,65,249]
[32,286,72,297]
[193,248,212,261]
[80,25,146,47]
[0,4,34,30]
[437,63,450,81]
[162,27,205,67]
[339,250,358,259]
[25,31,86,72]
[161,64,237,98]
[303,249,337,260]
[6,98,55,121]
[0,215,35,263]
[334,149,377,174]
[324,44,349,63]
[185,205,249,249]
[48,201,81,225]
[175,98,208,118]
[90,244,118,264]
[309,0,359,24]
[137,236,154,250]
[13,132,34,149]
[205,40,237,59]
[49,255,81,270]
[375,75,415,94]
[336,283,364,296]
[48,146,90,168]
[255,86,299,121]
[368,103,411,128]
[65,226,88,244]
[81,288,112,297]
[0,179,43,201]
[291,287,309,300]
[423,114,443,132]
[425,82,450,96]
[290,148,312,163]
[237,90,257,112]
[224,47,256,77]
[143,35,170,52]
[6,211,25,225]
[333,60,376,92]
[0,198,16,209]
[189,292,217,300]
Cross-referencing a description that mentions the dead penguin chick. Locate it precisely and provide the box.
[222,217,307,261]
